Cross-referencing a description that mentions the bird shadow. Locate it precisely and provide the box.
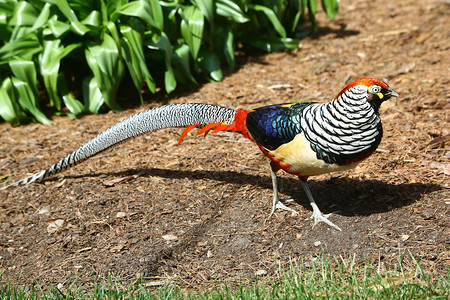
[65,168,441,217]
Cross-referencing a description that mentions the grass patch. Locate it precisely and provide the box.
[1,252,448,299]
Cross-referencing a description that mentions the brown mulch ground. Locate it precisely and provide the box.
[1,0,449,289]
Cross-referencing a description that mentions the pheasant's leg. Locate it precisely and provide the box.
[268,162,298,217]
[298,179,342,231]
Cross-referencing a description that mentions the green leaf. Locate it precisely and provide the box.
[68,0,99,20]
[308,0,318,32]
[46,0,90,35]
[107,21,121,48]
[321,0,339,20]
[291,0,306,32]
[47,15,71,38]
[39,40,80,110]
[85,34,124,112]
[118,0,163,31]
[39,41,61,109]
[11,77,52,124]
[249,4,287,38]
[148,0,164,31]
[0,1,14,26]
[30,2,51,32]
[172,44,198,88]
[216,0,249,23]
[180,6,204,59]
[82,10,101,27]
[213,26,234,71]
[70,20,90,35]
[9,1,39,26]
[145,31,176,93]
[309,0,318,14]
[120,25,156,99]
[46,0,78,22]
[223,27,234,71]
[0,77,27,125]
[9,60,46,124]
[9,59,39,106]
[82,76,103,114]
[198,48,222,82]
[164,66,177,94]
[192,0,214,23]
[0,36,41,62]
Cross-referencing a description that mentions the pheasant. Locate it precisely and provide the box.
[1,78,398,230]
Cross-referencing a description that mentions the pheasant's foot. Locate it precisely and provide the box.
[297,178,342,231]
[269,198,298,217]
[276,199,299,214]
[310,203,342,231]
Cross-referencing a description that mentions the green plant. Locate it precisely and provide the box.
[0,0,339,125]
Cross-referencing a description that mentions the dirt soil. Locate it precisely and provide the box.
[0,0,449,290]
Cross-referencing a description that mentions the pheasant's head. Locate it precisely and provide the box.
[337,78,399,111]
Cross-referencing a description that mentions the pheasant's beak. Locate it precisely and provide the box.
[387,88,399,98]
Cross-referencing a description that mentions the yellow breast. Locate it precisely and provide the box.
[268,133,360,176]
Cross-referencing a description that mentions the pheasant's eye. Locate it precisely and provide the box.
[369,85,381,94]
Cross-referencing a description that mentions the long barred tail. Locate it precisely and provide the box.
[1,103,239,189]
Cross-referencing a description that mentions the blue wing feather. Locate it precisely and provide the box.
[246,102,314,150]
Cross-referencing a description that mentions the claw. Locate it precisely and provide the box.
[269,197,298,217]
[275,199,299,215]
[310,205,342,231]
[299,179,342,231]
